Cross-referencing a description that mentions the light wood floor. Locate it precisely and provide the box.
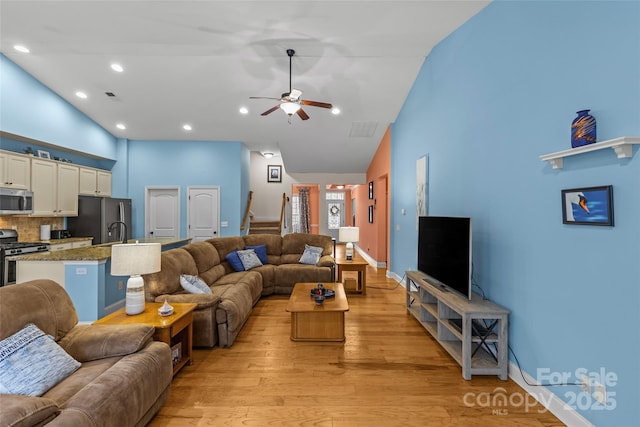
[150,266,563,427]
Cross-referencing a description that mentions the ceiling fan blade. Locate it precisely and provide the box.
[250,96,281,101]
[261,105,280,116]
[301,100,332,109]
[297,108,310,120]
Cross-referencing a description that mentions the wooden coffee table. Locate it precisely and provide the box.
[94,302,197,376]
[286,282,349,342]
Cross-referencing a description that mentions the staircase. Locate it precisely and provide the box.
[241,191,288,235]
[248,220,281,235]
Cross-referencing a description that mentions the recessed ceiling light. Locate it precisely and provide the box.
[331,107,341,115]
[110,63,124,73]
[239,106,249,115]
[116,123,126,130]
[13,45,30,53]
[183,124,192,131]
[263,152,274,158]
[336,185,345,189]
[75,91,88,99]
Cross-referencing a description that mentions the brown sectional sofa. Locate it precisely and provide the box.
[0,279,172,427]
[143,233,335,348]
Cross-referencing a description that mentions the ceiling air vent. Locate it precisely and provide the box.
[349,121,378,138]
[105,92,116,97]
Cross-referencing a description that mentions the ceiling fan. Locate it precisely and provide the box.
[250,49,332,121]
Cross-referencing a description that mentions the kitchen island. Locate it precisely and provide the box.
[16,237,191,322]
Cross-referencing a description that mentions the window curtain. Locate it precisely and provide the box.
[298,187,311,234]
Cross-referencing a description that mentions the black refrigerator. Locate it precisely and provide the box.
[67,196,132,244]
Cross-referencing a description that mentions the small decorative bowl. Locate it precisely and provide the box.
[158,300,174,316]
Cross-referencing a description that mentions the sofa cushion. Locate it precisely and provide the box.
[246,244,268,264]
[238,249,263,270]
[144,248,198,300]
[0,323,81,396]
[225,250,245,272]
[59,324,155,362]
[299,244,324,265]
[180,274,212,294]
[0,394,60,427]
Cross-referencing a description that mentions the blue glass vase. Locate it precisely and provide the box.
[571,109,596,148]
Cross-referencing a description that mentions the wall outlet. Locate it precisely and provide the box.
[118,280,123,290]
[580,374,591,394]
[593,381,606,404]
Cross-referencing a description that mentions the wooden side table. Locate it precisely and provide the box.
[336,258,368,295]
[94,302,197,377]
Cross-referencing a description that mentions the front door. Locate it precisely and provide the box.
[146,187,180,238]
[187,186,220,242]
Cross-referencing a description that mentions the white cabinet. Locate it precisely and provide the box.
[49,242,73,251]
[31,159,79,216]
[79,167,111,196]
[0,151,31,189]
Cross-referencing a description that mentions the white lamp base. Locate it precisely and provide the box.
[126,275,146,315]
[346,242,354,261]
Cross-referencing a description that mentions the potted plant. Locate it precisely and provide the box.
[24,147,35,156]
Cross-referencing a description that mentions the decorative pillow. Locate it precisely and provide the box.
[179,274,212,294]
[225,250,245,272]
[237,249,263,270]
[246,244,268,264]
[299,244,324,265]
[0,323,81,396]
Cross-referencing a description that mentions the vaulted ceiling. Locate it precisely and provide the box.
[0,1,489,173]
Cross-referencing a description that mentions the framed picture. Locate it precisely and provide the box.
[267,165,282,183]
[37,150,51,159]
[561,185,613,226]
[368,205,373,223]
[368,181,374,200]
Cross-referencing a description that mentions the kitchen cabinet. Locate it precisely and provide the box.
[31,159,79,216]
[0,150,31,189]
[79,167,111,196]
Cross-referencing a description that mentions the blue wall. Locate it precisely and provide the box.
[390,2,639,426]
[127,139,248,237]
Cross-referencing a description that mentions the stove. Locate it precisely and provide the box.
[0,229,50,286]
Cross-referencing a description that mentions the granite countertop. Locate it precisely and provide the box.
[39,237,93,244]
[15,237,192,262]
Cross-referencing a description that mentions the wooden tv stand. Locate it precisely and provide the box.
[405,271,509,380]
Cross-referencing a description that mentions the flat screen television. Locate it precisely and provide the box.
[417,216,472,300]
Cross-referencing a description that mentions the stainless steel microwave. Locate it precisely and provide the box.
[0,188,34,215]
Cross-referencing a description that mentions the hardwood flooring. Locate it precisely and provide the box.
[150,266,563,427]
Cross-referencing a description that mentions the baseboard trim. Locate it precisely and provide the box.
[508,363,594,427]
[353,245,386,268]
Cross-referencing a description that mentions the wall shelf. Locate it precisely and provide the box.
[539,136,640,169]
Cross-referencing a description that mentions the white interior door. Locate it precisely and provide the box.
[187,186,220,242]
[146,187,180,238]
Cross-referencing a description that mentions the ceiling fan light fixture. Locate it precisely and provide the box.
[281,102,300,116]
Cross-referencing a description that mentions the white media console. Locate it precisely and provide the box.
[405,271,510,380]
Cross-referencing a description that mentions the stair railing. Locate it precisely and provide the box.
[240,191,253,234]
[278,193,287,234]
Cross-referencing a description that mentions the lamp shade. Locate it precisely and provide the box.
[280,102,301,116]
[110,243,161,276]
[339,227,359,243]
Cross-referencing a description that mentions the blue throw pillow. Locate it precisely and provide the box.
[246,244,268,264]
[0,323,81,396]
[225,250,245,272]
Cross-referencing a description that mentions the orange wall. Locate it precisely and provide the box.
[355,126,391,264]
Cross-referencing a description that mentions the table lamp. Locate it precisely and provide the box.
[110,242,161,315]
[339,226,359,261]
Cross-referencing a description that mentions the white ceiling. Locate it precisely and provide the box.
[0,0,489,174]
